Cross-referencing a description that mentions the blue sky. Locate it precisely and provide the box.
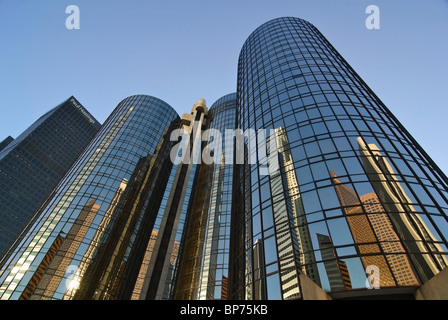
[0,0,447,174]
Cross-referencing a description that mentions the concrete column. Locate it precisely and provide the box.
[415,267,448,300]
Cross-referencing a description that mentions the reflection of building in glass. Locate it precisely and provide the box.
[63,178,127,299]
[271,127,318,299]
[28,199,100,299]
[330,170,420,288]
[330,170,394,288]
[232,16,448,300]
[0,95,179,300]
[317,234,352,291]
[131,230,179,300]
[1,16,448,301]
[137,99,209,300]
[173,93,236,300]
[360,193,419,286]
[19,235,64,300]
[252,239,266,300]
[357,137,448,281]
[131,230,159,300]
[0,96,101,256]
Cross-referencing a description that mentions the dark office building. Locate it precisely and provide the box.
[229,16,448,300]
[0,96,100,256]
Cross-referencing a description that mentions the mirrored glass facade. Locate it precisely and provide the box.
[0,16,447,301]
[173,93,236,300]
[130,99,209,300]
[0,95,179,300]
[0,97,101,256]
[231,17,448,299]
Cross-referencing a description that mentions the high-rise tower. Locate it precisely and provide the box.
[0,95,179,300]
[231,17,448,299]
[0,16,447,301]
[173,93,237,300]
[135,98,210,300]
[0,97,101,256]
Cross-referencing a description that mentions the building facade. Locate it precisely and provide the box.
[0,95,179,300]
[0,17,448,300]
[0,96,101,256]
[173,93,237,300]
[230,16,448,299]
[134,98,210,300]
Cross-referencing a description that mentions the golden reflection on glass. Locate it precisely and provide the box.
[0,105,135,300]
[63,179,128,299]
[357,137,448,281]
[330,170,419,288]
[19,200,100,299]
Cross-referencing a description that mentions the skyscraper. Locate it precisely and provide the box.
[136,98,209,300]
[330,170,420,288]
[317,233,352,291]
[230,16,448,299]
[0,16,447,301]
[173,93,237,300]
[0,96,101,256]
[0,95,179,300]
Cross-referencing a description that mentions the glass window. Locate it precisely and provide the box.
[266,273,282,300]
[333,136,351,151]
[304,141,321,158]
[264,236,278,264]
[310,161,328,181]
[327,218,354,246]
[318,139,336,154]
[262,206,274,230]
[302,190,321,213]
[299,124,314,138]
[318,187,341,210]
[342,157,364,175]
[296,166,313,185]
[312,122,328,135]
[326,120,342,133]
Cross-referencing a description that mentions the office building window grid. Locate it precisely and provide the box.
[0,95,179,300]
[235,17,448,298]
[172,93,236,300]
[0,97,101,256]
[0,17,447,301]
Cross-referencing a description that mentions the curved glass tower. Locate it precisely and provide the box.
[0,16,447,302]
[173,93,236,300]
[0,95,179,300]
[231,17,448,299]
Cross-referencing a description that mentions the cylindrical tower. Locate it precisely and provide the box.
[232,17,448,300]
[0,95,179,300]
[173,93,237,300]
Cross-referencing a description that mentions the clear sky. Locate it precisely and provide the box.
[0,0,447,174]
